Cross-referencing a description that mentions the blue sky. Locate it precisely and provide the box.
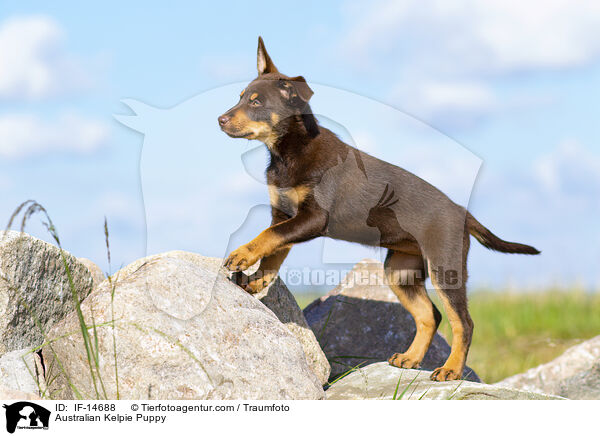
[1,1,599,290]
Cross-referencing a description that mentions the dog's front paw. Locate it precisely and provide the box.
[224,245,259,272]
[430,366,462,382]
[388,352,421,369]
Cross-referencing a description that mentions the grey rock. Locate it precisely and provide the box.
[326,362,563,400]
[0,348,45,396]
[46,251,324,400]
[77,258,106,291]
[209,257,330,385]
[138,255,329,384]
[304,259,480,382]
[497,335,600,399]
[0,385,40,400]
[557,362,600,400]
[254,277,331,385]
[0,231,94,354]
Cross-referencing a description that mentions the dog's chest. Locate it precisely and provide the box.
[266,161,312,216]
[267,184,310,216]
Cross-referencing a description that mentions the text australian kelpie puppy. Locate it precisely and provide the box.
[218,37,540,381]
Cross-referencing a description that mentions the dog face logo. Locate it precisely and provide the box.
[2,402,50,433]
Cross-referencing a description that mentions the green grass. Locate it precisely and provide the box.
[295,293,322,310]
[295,289,600,384]
[6,200,118,399]
[438,290,600,383]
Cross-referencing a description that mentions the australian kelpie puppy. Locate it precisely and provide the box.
[218,37,539,381]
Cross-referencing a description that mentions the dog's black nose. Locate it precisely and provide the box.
[218,115,230,127]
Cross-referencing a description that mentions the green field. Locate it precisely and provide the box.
[295,290,600,383]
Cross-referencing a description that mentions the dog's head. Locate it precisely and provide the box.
[218,37,314,147]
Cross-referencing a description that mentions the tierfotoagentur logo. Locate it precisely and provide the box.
[2,402,50,433]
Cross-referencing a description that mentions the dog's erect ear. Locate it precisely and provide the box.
[257,36,278,75]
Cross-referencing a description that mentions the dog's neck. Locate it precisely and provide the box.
[266,106,319,159]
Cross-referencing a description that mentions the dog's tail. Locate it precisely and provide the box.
[466,212,540,255]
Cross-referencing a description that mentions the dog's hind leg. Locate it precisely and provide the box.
[385,249,442,369]
[427,228,474,381]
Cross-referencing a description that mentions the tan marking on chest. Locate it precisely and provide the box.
[268,184,312,211]
[268,185,280,207]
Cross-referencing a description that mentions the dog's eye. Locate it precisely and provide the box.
[250,99,262,107]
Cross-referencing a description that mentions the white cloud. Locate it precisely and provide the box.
[395,80,497,124]
[340,1,600,126]
[0,112,110,159]
[0,15,92,100]
[342,0,600,74]
[534,140,600,200]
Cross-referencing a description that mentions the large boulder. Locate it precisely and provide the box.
[497,335,600,399]
[180,256,330,385]
[0,386,40,400]
[45,251,324,400]
[77,257,106,291]
[304,259,480,382]
[326,362,562,400]
[0,231,94,354]
[254,278,331,385]
[557,362,600,400]
[0,348,45,396]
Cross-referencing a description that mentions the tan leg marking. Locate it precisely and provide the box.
[243,246,291,294]
[385,252,439,370]
[387,286,438,369]
[224,229,285,272]
[429,272,471,382]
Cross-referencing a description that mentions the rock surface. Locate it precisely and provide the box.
[556,362,600,400]
[254,277,330,385]
[497,335,600,399]
[175,256,330,385]
[77,257,106,291]
[304,259,480,382]
[0,348,45,396]
[0,231,94,354]
[0,385,41,400]
[46,251,324,400]
[326,362,562,400]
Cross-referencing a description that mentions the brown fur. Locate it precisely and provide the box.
[218,37,540,381]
